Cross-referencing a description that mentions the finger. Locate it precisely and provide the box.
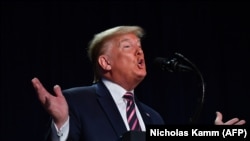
[31,77,41,90]
[224,118,239,125]
[214,111,224,125]
[235,120,246,125]
[53,85,63,97]
[233,119,246,125]
[31,77,50,103]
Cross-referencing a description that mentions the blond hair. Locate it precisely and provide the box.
[88,25,145,83]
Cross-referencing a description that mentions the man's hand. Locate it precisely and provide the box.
[214,111,246,125]
[31,77,69,128]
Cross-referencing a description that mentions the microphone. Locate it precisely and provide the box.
[154,57,193,72]
[154,53,205,124]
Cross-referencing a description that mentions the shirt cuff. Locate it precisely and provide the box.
[51,116,70,141]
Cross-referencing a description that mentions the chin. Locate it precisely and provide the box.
[137,73,147,81]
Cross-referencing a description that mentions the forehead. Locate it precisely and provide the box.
[102,33,140,50]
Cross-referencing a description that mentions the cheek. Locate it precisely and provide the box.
[111,49,136,67]
[121,56,135,66]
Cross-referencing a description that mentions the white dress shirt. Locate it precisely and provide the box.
[102,78,146,131]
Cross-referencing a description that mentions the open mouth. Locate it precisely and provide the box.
[137,58,145,68]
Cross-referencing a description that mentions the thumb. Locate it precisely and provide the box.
[53,85,63,97]
[214,111,223,125]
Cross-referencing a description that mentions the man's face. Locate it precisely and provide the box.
[106,33,147,85]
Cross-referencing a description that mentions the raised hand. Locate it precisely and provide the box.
[214,111,246,125]
[31,77,68,128]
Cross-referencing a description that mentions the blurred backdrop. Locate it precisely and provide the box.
[1,1,249,140]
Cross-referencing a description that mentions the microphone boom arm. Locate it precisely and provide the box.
[174,52,205,124]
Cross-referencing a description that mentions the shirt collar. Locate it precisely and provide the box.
[101,78,134,102]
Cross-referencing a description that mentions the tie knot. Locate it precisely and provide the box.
[123,92,134,101]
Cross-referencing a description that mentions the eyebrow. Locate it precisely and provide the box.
[119,38,140,45]
[120,38,130,42]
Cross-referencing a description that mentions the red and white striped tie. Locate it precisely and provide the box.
[123,92,141,131]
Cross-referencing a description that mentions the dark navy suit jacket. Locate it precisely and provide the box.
[54,81,164,141]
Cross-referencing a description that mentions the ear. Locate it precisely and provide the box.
[98,55,111,71]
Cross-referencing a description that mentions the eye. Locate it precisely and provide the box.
[121,42,131,48]
[124,45,131,48]
[119,40,134,49]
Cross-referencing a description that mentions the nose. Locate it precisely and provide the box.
[136,47,143,56]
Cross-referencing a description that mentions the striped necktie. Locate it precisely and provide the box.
[123,92,141,131]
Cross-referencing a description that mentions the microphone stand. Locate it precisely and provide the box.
[174,52,205,124]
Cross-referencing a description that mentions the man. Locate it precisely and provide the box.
[31,25,245,141]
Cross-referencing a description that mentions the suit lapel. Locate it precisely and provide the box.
[95,82,127,138]
[134,97,152,125]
